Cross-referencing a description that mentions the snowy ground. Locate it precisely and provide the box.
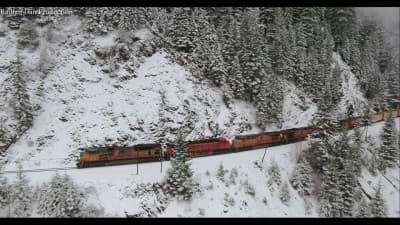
[2,119,399,217]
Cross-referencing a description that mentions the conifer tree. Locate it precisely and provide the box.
[356,197,370,218]
[0,173,9,208]
[10,165,33,217]
[9,53,33,137]
[37,173,86,217]
[290,157,314,196]
[167,7,197,53]
[369,185,387,217]
[163,132,194,200]
[377,113,398,172]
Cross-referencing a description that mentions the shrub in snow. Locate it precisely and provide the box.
[224,193,235,207]
[216,163,227,182]
[262,197,268,205]
[0,174,10,208]
[137,192,169,218]
[356,197,370,218]
[37,173,93,217]
[369,185,387,218]
[290,157,314,196]
[163,132,194,200]
[10,165,33,217]
[198,208,206,216]
[280,182,290,204]
[243,180,256,197]
[229,168,238,185]
[267,160,281,186]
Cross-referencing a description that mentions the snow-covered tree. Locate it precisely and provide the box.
[37,173,86,217]
[290,157,314,196]
[0,173,9,208]
[369,185,387,217]
[216,163,226,182]
[8,53,34,137]
[16,20,39,50]
[10,165,33,217]
[351,126,363,176]
[356,197,370,218]
[267,160,281,186]
[307,106,340,174]
[163,132,194,200]
[377,113,398,172]
[167,7,197,53]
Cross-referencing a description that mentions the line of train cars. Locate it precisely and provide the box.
[77,109,400,168]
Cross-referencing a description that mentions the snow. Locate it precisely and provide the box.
[280,82,318,130]
[332,52,367,119]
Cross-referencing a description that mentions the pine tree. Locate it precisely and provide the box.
[255,57,283,129]
[9,53,33,137]
[290,157,314,196]
[167,7,197,53]
[356,197,370,218]
[336,130,357,217]
[216,163,226,182]
[10,165,33,217]
[377,113,398,172]
[238,10,263,102]
[37,173,86,218]
[0,173,9,208]
[308,106,340,174]
[318,156,342,217]
[267,160,281,186]
[351,127,363,176]
[369,185,387,217]
[163,132,194,200]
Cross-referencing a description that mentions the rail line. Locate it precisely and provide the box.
[1,110,399,174]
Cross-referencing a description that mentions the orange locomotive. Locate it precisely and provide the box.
[77,144,162,168]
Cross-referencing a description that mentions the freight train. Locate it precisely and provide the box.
[77,109,400,168]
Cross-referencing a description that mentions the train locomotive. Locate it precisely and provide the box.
[77,109,400,168]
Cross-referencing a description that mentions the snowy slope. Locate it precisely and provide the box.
[1,17,260,170]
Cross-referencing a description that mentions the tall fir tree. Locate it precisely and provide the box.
[377,113,398,172]
[167,7,197,54]
[0,173,9,208]
[10,165,33,217]
[163,132,194,200]
[9,53,33,137]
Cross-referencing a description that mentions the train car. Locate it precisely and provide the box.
[166,137,231,157]
[77,143,162,168]
[371,112,385,123]
[338,117,361,129]
[281,127,314,143]
[232,126,314,151]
